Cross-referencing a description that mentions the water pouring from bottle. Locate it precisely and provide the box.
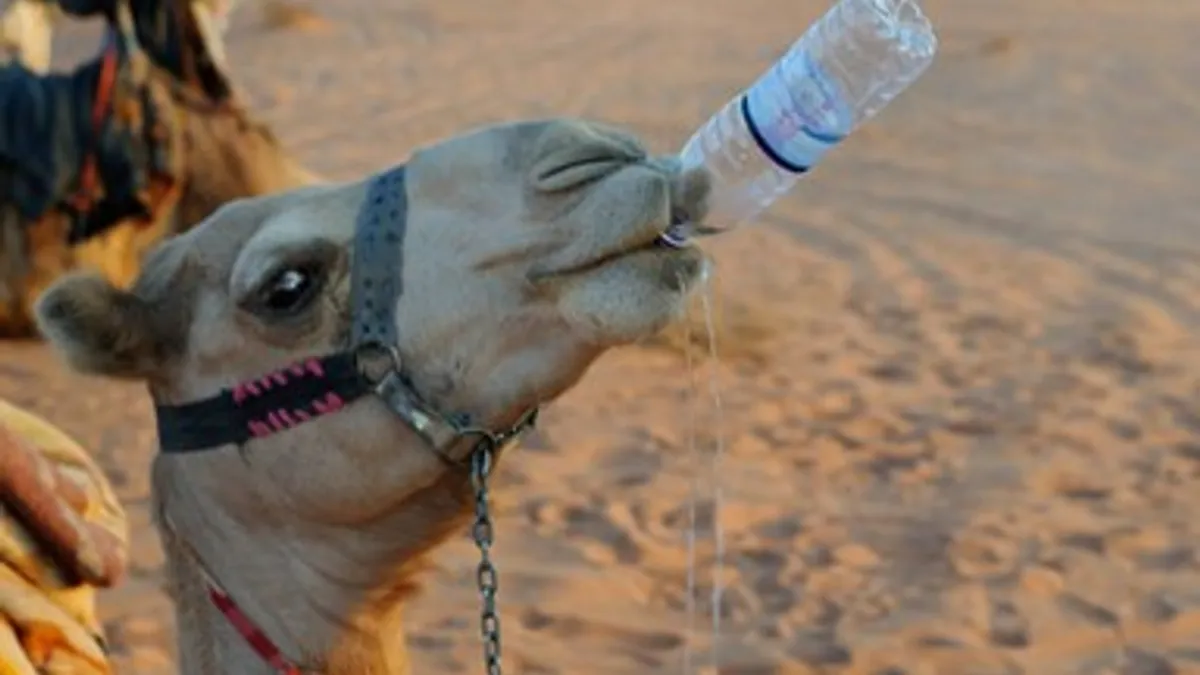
[662,2,938,669]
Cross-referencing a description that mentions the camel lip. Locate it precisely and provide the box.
[526,235,696,283]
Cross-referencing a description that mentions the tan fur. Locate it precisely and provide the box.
[36,118,710,674]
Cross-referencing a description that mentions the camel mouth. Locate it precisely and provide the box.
[530,233,698,282]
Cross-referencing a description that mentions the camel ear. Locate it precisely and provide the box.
[34,273,174,380]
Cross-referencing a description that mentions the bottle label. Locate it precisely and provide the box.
[742,52,851,172]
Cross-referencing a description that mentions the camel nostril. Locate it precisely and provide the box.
[531,156,626,193]
[530,124,646,193]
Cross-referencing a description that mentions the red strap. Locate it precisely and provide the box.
[69,36,120,213]
[205,578,303,674]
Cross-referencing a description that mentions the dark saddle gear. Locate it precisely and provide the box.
[0,46,173,244]
[0,0,211,246]
[59,0,231,102]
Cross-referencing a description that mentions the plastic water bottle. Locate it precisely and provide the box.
[665,0,937,242]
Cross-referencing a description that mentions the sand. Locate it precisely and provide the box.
[4,0,1200,672]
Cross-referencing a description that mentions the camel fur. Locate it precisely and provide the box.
[35,117,711,674]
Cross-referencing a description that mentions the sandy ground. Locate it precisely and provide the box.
[4,0,1200,672]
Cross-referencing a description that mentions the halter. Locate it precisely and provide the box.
[152,165,537,674]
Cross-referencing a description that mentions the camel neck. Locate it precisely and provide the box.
[158,489,415,675]
[165,533,414,675]
[149,428,478,675]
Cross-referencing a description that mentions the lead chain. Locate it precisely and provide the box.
[471,444,502,675]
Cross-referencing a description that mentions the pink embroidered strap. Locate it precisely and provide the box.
[155,351,371,452]
[205,578,303,675]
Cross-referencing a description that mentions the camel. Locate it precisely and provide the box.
[0,0,317,337]
[29,117,712,674]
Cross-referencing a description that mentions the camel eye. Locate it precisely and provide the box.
[254,264,324,318]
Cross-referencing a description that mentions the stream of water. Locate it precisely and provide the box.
[698,280,727,667]
[679,272,728,673]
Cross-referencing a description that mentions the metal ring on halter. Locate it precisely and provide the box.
[456,408,539,445]
[457,408,541,461]
[353,340,402,385]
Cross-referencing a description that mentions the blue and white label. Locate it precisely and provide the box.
[742,52,852,172]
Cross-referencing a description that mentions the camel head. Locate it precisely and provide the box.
[39,118,710,441]
[32,119,709,671]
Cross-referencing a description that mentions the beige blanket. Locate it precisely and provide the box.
[0,398,127,675]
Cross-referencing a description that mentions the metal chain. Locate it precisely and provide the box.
[471,443,502,675]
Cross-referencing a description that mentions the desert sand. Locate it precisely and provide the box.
[4,0,1200,672]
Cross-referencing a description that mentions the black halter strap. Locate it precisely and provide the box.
[153,351,370,452]
[154,166,408,453]
[350,164,408,347]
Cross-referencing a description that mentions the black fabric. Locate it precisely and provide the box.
[0,60,101,224]
[0,51,161,241]
[155,352,374,452]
